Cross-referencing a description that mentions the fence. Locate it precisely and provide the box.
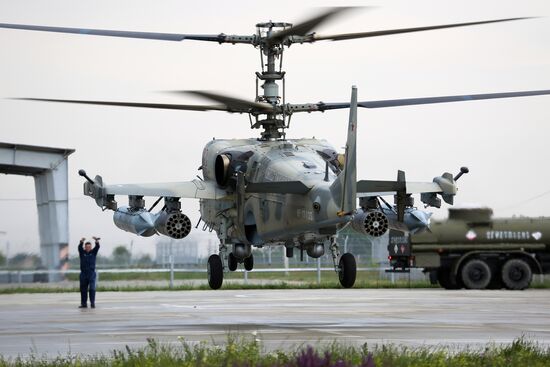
[0,261,425,288]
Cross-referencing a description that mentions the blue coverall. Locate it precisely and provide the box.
[78,240,100,306]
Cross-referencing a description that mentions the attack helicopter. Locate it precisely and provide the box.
[2,7,550,289]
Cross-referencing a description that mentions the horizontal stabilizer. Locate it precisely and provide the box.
[246,181,311,195]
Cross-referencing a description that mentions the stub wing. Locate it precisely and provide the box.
[104,180,227,199]
[357,181,444,196]
[357,170,463,208]
[82,172,228,210]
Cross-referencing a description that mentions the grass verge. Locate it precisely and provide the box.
[0,336,548,367]
[0,279,439,294]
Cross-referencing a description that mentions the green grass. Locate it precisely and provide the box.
[65,269,429,284]
[0,279,439,294]
[2,270,549,294]
[66,270,550,287]
[65,269,366,282]
[0,336,548,367]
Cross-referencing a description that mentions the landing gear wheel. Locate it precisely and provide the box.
[338,253,356,288]
[244,254,254,271]
[207,254,223,290]
[502,258,532,290]
[461,258,491,289]
[228,252,238,272]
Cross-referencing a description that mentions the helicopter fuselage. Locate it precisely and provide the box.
[200,138,347,252]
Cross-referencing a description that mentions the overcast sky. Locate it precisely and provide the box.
[0,0,549,257]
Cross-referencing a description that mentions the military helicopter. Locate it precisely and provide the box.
[2,7,550,289]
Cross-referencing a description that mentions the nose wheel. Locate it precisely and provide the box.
[228,252,238,271]
[244,254,254,271]
[227,252,254,272]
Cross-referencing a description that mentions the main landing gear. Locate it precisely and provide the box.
[209,238,356,290]
[329,237,357,288]
[207,241,227,290]
[207,254,223,290]
[339,253,357,288]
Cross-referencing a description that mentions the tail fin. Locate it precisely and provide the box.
[332,86,357,215]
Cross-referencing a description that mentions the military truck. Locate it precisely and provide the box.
[387,207,550,290]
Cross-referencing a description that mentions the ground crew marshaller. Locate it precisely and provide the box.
[78,237,100,308]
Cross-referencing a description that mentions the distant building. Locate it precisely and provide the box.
[155,232,218,266]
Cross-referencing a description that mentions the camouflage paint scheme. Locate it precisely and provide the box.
[199,137,346,248]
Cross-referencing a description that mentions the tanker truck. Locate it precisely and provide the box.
[387,207,550,290]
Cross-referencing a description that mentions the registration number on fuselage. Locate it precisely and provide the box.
[297,208,314,221]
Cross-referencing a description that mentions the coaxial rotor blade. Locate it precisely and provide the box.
[358,89,550,109]
[13,98,229,111]
[291,89,550,111]
[266,6,356,44]
[312,17,533,42]
[0,23,254,43]
[180,90,275,113]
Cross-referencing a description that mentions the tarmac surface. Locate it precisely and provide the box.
[1,289,549,357]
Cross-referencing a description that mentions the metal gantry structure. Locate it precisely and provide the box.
[0,142,74,281]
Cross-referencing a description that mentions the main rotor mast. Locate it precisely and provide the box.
[253,22,292,140]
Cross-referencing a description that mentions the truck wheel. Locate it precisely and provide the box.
[207,254,223,290]
[461,258,491,289]
[437,268,459,290]
[338,253,356,288]
[501,258,532,290]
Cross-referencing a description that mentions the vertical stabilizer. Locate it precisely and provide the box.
[332,86,357,215]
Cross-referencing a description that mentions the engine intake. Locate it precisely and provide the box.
[155,211,192,239]
[214,151,254,188]
[351,210,389,237]
[215,153,232,186]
